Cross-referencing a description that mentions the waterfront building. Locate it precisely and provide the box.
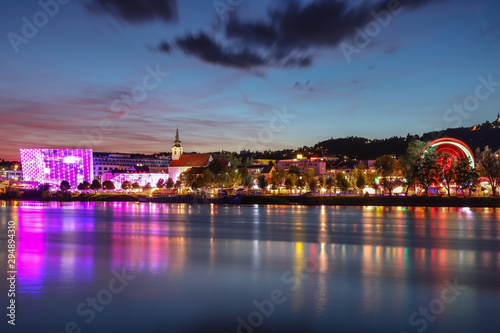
[101,168,167,188]
[167,128,213,182]
[277,158,326,175]
[20,148,93,187]
[93,152,170,178]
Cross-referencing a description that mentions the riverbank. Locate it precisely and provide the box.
[2,191,500,207]
[241,195,500,207]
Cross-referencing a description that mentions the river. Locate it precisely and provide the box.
[1,201,499,332]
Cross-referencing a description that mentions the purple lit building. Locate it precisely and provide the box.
[20,149,93,187]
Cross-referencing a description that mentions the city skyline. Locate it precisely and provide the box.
[1,0,500,161]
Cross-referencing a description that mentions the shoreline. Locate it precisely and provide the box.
[2,193,500,207]
[240,195,500,207]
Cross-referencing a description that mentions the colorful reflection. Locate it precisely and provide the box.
[1,201,499,333]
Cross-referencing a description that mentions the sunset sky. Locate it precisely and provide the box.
[1,0,499,160]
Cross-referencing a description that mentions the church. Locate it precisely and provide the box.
[167,127,213,182]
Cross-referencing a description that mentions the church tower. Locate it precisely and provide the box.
[172,126,183,160]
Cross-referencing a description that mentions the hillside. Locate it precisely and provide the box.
[314,126,500,160]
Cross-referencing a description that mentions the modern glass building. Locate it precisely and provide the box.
[20,149,93,187]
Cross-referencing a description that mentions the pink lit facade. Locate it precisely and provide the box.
[20,149,93,187]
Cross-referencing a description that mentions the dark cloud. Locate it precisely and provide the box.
[175,33,266,69]
[87,0,177,24]
[166,0,445,69]
[225,0,441,51]
[158,41,172,53]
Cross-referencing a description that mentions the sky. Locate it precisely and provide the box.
[1,0,500,160]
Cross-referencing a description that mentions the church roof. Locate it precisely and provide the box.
[169,154,212,167]
[246,164,275,174]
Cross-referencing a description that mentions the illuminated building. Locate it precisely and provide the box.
[246,165,275,180]
[20,149,93,187]
[0,168,22,180]
[168,127,213,182]
[171,126,183,161]
[101,170,167,188]
[277,158,326,175]
[93,153,170,178]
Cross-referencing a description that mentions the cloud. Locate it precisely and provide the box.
[164,0,445,69]
[158,41,172,53]
[86,0,178,24]
[175,33,267,69]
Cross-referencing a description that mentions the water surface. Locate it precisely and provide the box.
[1,201,499,333]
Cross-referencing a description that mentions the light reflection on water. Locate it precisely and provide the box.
[0,201,499,332]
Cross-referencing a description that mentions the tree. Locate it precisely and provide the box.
[297,177,306,190]
[202,169,214,188]
[156,179,165,188]
[270,167,286,192]
[289,173,298,188]
[77,181,91,192]
[335,172,350,193]
[239,166,249,186]
[418,146,440,195]
[60,180,70,192]
[132,182,140,190]
[353,162,366,193]
[275,167,286,187]
[91,179,101,193]
[227,165,239,188]
[257,175,268,191]
[318,176,326,191]
[325,177,334,194]
[304,168,316,184]
[476,146,500,196]
[374,155,400,196]
[289,165,301,176]
[166,178,174,189]
[309,179,317,192]
[102,180,115,191]
[121,181,132,191]
[399,140,428,196]
[455,157,477,196]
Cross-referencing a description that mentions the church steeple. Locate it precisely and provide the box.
[174,126,181,147]
[172,126,183,160]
